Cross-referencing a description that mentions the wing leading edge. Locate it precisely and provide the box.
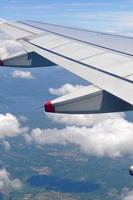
[0,20,133,114]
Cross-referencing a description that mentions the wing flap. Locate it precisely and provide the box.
[2,51,55,68]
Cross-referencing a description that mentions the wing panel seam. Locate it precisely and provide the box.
[27,40,133,84]
[20,21,133,57]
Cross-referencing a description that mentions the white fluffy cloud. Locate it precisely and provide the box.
[0,34,24,59]
[0,113,27,139]
[0,112,37,150]
[0,113,27,151]
[49,83,87,96]
[0,23,24,59]
[47,112,124,127]
[26,114,133,158]
[0,168,22,194]
[11,70,35,79]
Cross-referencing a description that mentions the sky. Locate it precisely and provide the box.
[0,0,133,34]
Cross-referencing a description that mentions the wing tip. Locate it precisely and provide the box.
[44,101,55,113]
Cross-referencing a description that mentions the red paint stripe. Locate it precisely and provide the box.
[44,101,55,113]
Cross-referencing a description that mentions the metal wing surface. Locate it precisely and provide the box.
[0,20,133,114]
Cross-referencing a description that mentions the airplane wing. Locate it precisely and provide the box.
[0,20,133,114]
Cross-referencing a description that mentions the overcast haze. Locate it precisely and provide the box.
[0,0,133,34]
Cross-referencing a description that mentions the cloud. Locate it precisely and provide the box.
[24,133,33,145]
[108,188,133,200]
[120,188,133,200]
[0,36,24,59]
[26,113,133,158]
[47,112,124,127]
[0,168,22,194]
[0,113,27,151]
[49,83,87,96]
[0,113,27,139]
[122,192,133,200]
[0,113,28,152]
[11,70,35,79]
[0,19,6,24]
[0,28,24,60]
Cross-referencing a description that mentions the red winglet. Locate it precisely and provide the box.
[0,60,4,66]
[44,101,55,113]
